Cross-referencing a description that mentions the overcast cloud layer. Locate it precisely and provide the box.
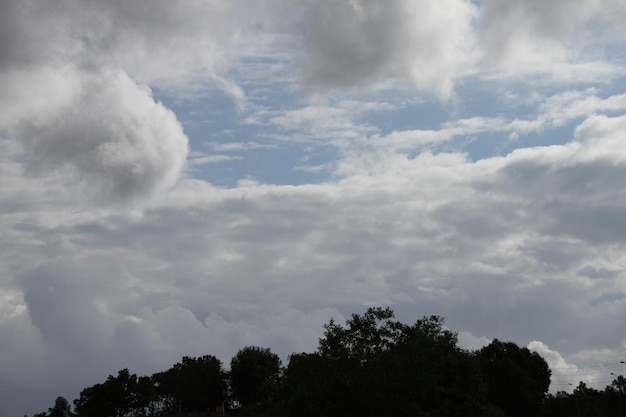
[2,0,626,415]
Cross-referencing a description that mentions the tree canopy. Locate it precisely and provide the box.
[229,345,281,414]
[282,307,495,417]
[477,339,552,417]
[30,306,621,417]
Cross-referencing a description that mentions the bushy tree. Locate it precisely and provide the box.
[365,311,491,417]
[229,346,281,412]
[153,355,227,415]
[280,352,341,417]
[29,306,564,417]
[282,307,492,417]
[478,339,551,417]
[542,375,626,417]
[74,369,142,417]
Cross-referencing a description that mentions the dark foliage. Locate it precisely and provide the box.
[477,339,552,417]
[541,378,626,417]
[280,307,494,417]
[229,345,281,415]
[48,397,73,417]
[153,355,228,415]
[73,368,141,417]
[34,306,622,417]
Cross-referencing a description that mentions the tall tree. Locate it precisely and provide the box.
[609,375,626,417]
[281,352,346,417]
[134,375,159,417]
[611,374,626,395]
[366,312,492,417]
[283,307,494,417]
[48,397,73,417]
[229,346,281,412]
[73,369,141,417]
[478,339,551,417]
[153,355,227,415]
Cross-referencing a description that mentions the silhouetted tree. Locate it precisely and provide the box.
[543,390,578,417]
[74,368,148,417]
[153,355,227,415]
[134,375,160,417]
[47,396,73,417]
[27,306,565,417]
[280,352,340,417]
[605,375,626,417]
[541,376,626,417]
[229,346,281,413]
[282,307,494,417]
[478,339,551,417]
[366,311,493,417]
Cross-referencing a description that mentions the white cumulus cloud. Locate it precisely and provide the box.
[6,68,188,204]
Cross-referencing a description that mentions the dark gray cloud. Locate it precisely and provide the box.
[296,0,626,92]
[299,0,476,95]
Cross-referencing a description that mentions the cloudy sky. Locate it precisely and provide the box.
[2,0,626,414]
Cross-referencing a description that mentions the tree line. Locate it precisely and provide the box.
[28,307,624,417]
[543,377,626,417]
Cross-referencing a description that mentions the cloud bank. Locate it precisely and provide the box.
[3,112,626,413]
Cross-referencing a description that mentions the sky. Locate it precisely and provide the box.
[1,0,626,415]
